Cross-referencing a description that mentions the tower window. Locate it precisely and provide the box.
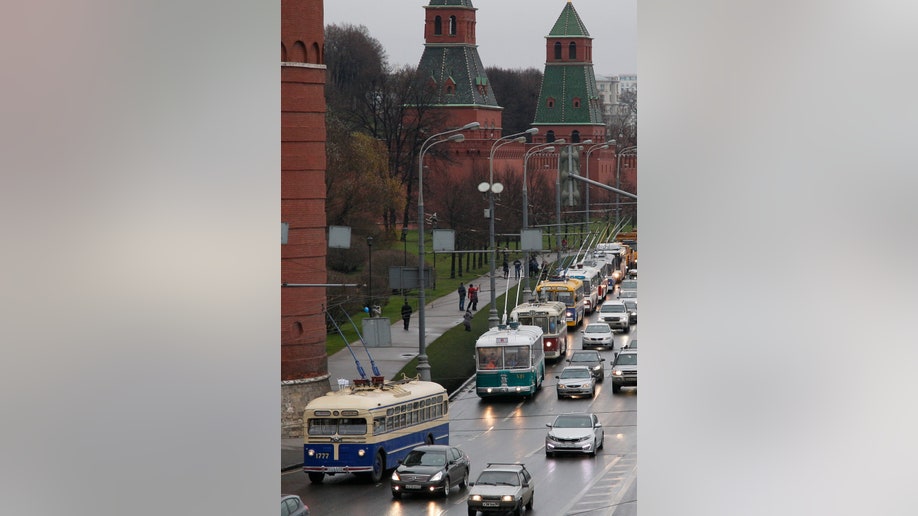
[547,97,555,108]
[571,130,581,143]
[435,16,442,35]
[573,97,581,108]
[449,16,456,35]
[569,42,577,60]
[547,130,556,143]
[554,42,562,60]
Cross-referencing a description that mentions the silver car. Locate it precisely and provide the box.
[545,412,604,457]
[555,366,596,399]
[281,494,310,516]
[581,322,614,350]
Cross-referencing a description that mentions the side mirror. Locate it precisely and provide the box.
[554,375,560,379]
[468,481,475,487]
[546,423,552,428]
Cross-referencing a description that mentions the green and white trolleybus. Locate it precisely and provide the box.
[475,323,545,399]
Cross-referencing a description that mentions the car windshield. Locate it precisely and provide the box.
[553,415,592,428]
[620,291,637,298]
[570,353,598,363]
[402,450,446,467]
[560,368,591,379]
[476,471,520,486]
[604,305,626,312]
[585,325,609,333]
[615,353,637,366]
[623,301,637,309]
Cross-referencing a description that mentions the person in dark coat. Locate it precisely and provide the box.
[502,260,509,279]
[458,282,467,311]
[401,300,413,330]
[513,259,522,279]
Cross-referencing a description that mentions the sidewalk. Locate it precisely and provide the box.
[282,271,528,471]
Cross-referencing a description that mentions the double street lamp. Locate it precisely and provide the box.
[522,139,563,231]
[416,121,480,381]
[615,146,637,225]
[557,139,591,267]
[484,127,538,328]
[583,140,615,230]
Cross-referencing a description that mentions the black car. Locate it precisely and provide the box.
[391,445,471,499]
[568,350,605,382]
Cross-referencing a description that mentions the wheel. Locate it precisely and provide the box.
[557,391,563,399]
[546,451,553,458]
[459,469,469,489]
[307,472,325,484]
[513,504,522,516]
[624,325,630,334]
[441,477,451,497]
[599,434,604,450]
[369,450,386,483]
[391,491,402,500]
[526,493,534,510]
[612,383,622,394]
[468,508,476,516]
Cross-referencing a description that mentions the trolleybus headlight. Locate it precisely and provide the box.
[307,449,315,457]
[357,449,366,457]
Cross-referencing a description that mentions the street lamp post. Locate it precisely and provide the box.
[416,121,480,381]
[485,128,538,328]
[615,146,637,226]
[366,236,373,309]
[584,140,615,232]
[522,139,563,231]
[558,139,591,265]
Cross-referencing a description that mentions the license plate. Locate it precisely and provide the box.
[483,501,500,507]
[405,484,421,489]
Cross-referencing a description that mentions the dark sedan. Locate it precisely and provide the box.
[391,444,471,499]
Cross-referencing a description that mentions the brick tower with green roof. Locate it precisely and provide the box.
[531,1,607,145]
[416,0,502,135]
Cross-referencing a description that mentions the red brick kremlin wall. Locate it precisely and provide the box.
[281,0,330,438]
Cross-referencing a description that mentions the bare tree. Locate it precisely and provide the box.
[609,88,637,148]
[486,67,543,136]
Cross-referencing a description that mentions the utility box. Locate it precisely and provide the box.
[362,317,392,347]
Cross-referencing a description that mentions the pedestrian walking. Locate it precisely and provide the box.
[502,260,509,279]
[513,258,522,279]
[468,284,479,311]
[457,282,467,311]
[401,300,413,330]
[529,257,539,278]
[463,309,473,331]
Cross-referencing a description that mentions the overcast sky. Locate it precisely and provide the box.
[323,0,636,77]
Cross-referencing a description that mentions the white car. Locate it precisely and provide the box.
[545,412,604,458]
[598,300,630,333]
[581,323,614,350]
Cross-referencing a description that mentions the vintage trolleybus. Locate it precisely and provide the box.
[475,323,546,399]
[509,301,569,361]
[302,377,449,484]
[535,277,585,327]
[564,264,604,314]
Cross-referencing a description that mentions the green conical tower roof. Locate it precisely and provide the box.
[416,0,500,108]
[549,2,591,38]
[532,2,604,127]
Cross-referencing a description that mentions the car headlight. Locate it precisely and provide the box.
[430,471,443,482]
[391,470,401,481]
[470,495,482,502]
[501,495,515,502]
[593,364,602,371]
[613,369,623,376]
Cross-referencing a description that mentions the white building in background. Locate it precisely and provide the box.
[595,74,637,131]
